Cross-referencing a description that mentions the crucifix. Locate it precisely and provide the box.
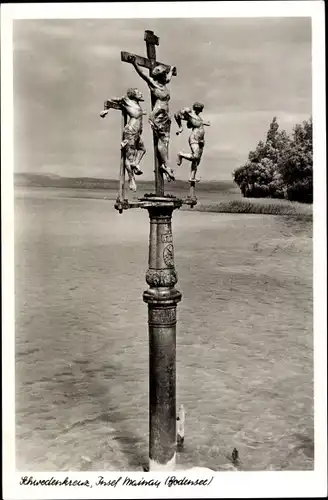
[121,30,177,196]
[101,30,197,472]
[100,88,147,213]
[101,100,127,212]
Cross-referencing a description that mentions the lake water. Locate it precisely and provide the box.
[15,188,313,471]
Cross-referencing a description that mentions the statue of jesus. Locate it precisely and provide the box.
[127,55,176,182]
[174,102,210,183]
[100,88,146,192]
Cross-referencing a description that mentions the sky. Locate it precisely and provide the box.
[13,17,312,181]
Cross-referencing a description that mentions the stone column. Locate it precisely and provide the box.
[142,197,182,470]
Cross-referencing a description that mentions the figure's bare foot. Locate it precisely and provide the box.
[131,164,143,176]
[161,165,175,181]
[176,153,183,166]
[128,177,137,192]
[189,177,201,183]
[163,171,172,182]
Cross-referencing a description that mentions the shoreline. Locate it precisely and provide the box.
[14,185,313,218]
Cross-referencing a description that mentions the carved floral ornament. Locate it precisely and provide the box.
[163,244,174,268]
[146,268,178,287]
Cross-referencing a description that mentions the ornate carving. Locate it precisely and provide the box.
[174,103,210,183]
[161,233,172,244]
[126,54,176,182]
[146,268,177,287]
[148,307,176,326]
[100,88,146,192]
[163,244,174,268]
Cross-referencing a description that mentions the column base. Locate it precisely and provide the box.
[149,453,176,471]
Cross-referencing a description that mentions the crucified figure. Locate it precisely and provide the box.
[174,102,210,182]
[127,54,176,182]
[100,88,146,192]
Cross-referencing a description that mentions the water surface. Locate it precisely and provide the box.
[15,189,313,471]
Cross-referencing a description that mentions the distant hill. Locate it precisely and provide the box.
[14,173,118,190]
[14,173,235,193]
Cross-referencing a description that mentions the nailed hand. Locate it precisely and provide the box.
[127,54,136,64]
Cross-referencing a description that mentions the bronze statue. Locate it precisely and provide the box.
[100,88,146,192]
[174,103,210,182]
[127,54,176,182]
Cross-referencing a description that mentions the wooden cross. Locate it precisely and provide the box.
[121,30,177,196]
[103,99,127,212]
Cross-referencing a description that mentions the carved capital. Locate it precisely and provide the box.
[146,269,178,288]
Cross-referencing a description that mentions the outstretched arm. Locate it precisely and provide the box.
[174,109,184,134]
[100,97,124,118]
[127,55,156,89]
[174,108,190,135]
[105,97,123,107]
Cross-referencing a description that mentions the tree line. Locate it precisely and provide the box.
[233,116,313,203]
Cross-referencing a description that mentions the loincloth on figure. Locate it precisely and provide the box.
[149,109,171,141]
[189,127,205,146]
[121,124,145,150]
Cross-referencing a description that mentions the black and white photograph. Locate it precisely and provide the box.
[1,1,327,498]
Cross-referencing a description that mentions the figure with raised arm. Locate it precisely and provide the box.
[127,54,176,182]
[100,88,146,192]
[174,102,210,183]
